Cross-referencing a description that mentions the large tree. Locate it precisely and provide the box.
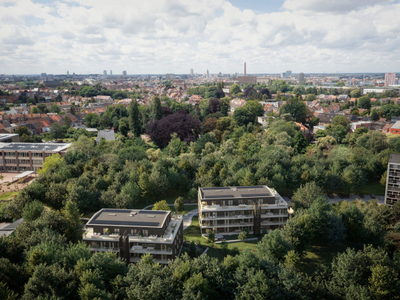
[147,110,201,148]
[128,100,142,137]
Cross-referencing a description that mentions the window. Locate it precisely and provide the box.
[142,229,148,237]
[114,228,120,234]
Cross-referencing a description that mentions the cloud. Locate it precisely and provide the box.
[1,0,400,74]
[282,0,393,12]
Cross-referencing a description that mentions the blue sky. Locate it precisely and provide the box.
[1,0,400,74]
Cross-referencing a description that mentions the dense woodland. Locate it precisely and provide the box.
[2,83,400,299]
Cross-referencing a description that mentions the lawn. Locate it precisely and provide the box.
[299,243,362,274]
[358,180,385,196]
[0,191,19,201]
[183,216,207,245]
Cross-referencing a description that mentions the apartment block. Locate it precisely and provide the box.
[198,186,288,236]
[0,142,70,172]
[385,154,400,205]
[83,209,184,264]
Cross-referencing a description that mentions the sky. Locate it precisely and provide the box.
[1,0,400,75]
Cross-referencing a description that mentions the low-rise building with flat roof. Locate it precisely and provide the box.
[83,208,184,264]
[0,142,70,172]
[198,186,288,236]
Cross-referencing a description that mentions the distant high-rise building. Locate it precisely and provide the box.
[244,62,247,76]
[103,70,107,76]
[67,70,69,76]
[286,70,292,77]
[281,72,286,78]
[122,70,127,76]
[299,72,305,83]
[385,154,400,205]
[207,69,209,77]
[110,70,112,76]
[190,68,194,77]
[385,73,396,86]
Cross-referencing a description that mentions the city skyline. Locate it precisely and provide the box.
[1,0,400,75]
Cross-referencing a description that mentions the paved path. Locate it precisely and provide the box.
[183,209,198,229]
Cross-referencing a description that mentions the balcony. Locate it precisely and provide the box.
[130,246,172,255]
[261,213,288,218]
[201,214,253,221]
[201,222,252,228]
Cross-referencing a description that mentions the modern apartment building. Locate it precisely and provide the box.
[198,186,288,236]
[385,73,396,87]
[83,209,184,264]
[385,154,400,205]
[0,142,70,172]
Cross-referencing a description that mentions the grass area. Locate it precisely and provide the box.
[299,243,362,274]
[184,216,208,245]
[207,241,259,260]
[0,191,19,201]
[358,180,385,196]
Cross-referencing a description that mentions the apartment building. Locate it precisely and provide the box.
[385,154,400,205]
[83,209,184,264]
[198,186,288,236]
[0,142,70,172]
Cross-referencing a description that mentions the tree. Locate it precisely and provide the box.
[292,181,324,209]
[147,110,201,148]
[257,230,291,262]
[128,100,141,137]
[350,89,361,98]
[229,84,241,95]
[22,200,44,222]
[371,109,379,121]
[62,200,82,243]
[331,115,351,131]
[280,97,308,123]
[293,131,308,154]
[151,96,163,121]
[50,104,61,113]
[358,96,371,109]
[15,126,31,137]
[38,154,62,175]
[174,197,184,213]
[118,117,129,136]
[152,200,170,211]
[206,229,215,246]
[238,229,248,241]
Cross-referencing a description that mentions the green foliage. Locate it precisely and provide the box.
[174,196,184,212]
[152,200,170,211]
[22,200,44,222]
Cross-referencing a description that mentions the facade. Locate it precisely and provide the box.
[0,142,70,172]
[389,121,400,135]
[83,209,184,264]
[385,154,400,205]
[385,73,396,87]
[198,186,288,236]
[299,72,305,83]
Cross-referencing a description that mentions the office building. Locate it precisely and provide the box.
[299,72,305,83]
[122,70,127,76]
[110,70,113,76]
[190,69,194,77]
[0,142,70,172]
[385,73,396,86]
[286,70,292,77]
[385,154,400,205]
[103,70,107,76]
[198,186,288,236]
[83,208,184,264]
[244,62,246,76]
